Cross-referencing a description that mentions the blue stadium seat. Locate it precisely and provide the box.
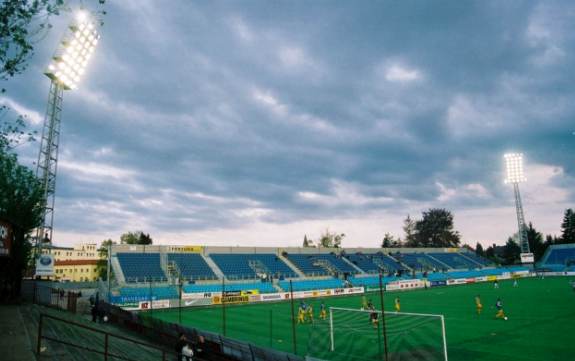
[371,253,405,272]
[539,245,575,270]
[311,254,358,273]
[345,253,379,273]
[168,253,217,280]
[183,282,276,294]
[210,253,298,279]
[117,253,167,282]
[285,253,357,276]
[460,252,492,266]
[285,254,327,275]
[393,253,447,271]
[428,253,482,269]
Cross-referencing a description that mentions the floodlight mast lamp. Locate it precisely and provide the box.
[504,153,530,254]
[34,11,101,254]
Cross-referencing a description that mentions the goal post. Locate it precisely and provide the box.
[328,307,448,361]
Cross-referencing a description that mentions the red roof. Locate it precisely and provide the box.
[54,259,100,266]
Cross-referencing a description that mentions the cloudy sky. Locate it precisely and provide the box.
[3,0,574,248]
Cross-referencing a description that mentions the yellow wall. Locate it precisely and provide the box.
[54,263,99,282]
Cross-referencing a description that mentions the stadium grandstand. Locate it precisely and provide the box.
[106,245,501,303]
[537,244,575,272]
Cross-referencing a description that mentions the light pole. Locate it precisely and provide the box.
[504,153,533,264]
[34,11,101,261]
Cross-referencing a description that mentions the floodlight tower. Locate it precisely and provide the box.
[504,153,532,262]
[35,11,101,253]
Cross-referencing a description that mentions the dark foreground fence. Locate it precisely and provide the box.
[98,301,304,361]
[23,279,305,361]
[21,280,84,313]
[37,313,178,361]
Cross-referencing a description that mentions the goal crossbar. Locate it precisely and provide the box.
[330,306,444,318]
[329,307,448,361]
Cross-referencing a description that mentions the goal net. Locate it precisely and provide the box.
[306,307,447,361]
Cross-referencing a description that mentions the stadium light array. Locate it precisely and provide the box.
[34,10,102,273]
[504,153,526,184]
[45,11,100,90]
[503,152,532,260]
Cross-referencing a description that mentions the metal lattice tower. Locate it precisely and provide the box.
[35,81,64,247]
[32,11,101,259]
[512,183,530,254]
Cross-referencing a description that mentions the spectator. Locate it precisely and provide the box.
[181,342,194,361]
[91,303,98,322]
[175,333,188,361]
[194,335,205,358]
[90,293,99,322]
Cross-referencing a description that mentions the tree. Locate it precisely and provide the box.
[96,239,115,279]
[544,234,559,248]
[560,208,575,244]
[475,242,484,256]
[139,232,153,245]
[381,233,394,248]
[0,120,43,300]
[461,244,474,252]
[502,238,520,265]
[414,208,461,247]
[0,1,65,83]
[484,243,496,261]
[120,231,153,245]
[120,232,138,244]
[302,235,314,247]
[526,223,545,262]
[541,234,559,259]
[402,214,417,247]
[318,229,345,248]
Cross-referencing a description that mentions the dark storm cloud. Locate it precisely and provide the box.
[4,0,575,242]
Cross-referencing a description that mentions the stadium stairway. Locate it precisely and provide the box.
[271,281,284,293]
[459,253,485,268]
[387,253,413,272]
[0,305,36,361]
[341,256,366,274]
[426,254,452,270]
[110,255,126,284]
[203,254,226,280]
[277,253,306,278]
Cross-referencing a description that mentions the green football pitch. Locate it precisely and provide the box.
[147,277,575,361]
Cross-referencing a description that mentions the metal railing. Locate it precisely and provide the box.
[36,313,177,361]
[99,301,303,361]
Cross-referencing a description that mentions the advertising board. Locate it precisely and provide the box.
[446,278,466,286]
[430,280,447,287]
[0,219,12,257]
[35,254,55,277]
[139,299,170,310]
[182,292,215,300]
[386,279,424,291]
[520,253,534,264]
